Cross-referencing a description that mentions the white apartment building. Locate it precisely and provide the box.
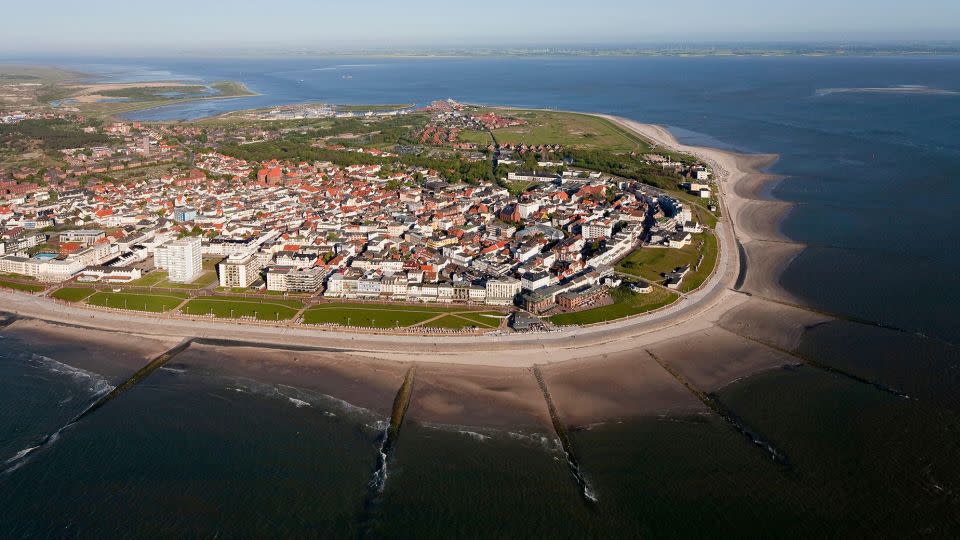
[485,277,521,305]
[218,251,262,288]
[155,236,202,283]
[266,266,325,293]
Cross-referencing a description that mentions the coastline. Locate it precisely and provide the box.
[0,113,826,427]
[0,114,800,365]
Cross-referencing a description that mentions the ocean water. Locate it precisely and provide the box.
[1,55,959,536]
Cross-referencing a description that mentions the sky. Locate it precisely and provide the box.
[3,0,960,54]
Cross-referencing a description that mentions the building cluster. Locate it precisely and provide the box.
[0,143,708,314]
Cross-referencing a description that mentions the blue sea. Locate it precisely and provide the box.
[1,55,959,537]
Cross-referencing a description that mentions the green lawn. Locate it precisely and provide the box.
[616,233,718,292]
[617,243,700,283]
[478,110,651,152]
[548,287,678,326]
[420,312,504,330]
[458,130,493,146]
[438,312,504,329]
[86,291,188,312]
[0,279,46,293]
[679,232,719,293]
[127,271,169,287]
[303,306,440,328]
[157,270,219,289]
[181,296,303,321]
[51,287,96,302]
[302,303,500,329]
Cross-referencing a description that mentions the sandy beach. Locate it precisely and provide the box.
[0,114,823,426]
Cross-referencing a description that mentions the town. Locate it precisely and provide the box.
[1,89,720,332]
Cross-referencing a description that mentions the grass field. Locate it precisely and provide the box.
[302,303,502,329]
[127,271,169,287]
[156,270,219,289]
[548,287,677,326]
[51,287,96,302]
[458,130,494,146]
[0,279,46,293]
[127,267,219,289]
[180,296,303,321]
[477,109,652,152]
[678,232,719,293]
[86,291,188,312]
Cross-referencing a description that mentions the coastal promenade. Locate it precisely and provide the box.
[1,117,766,367]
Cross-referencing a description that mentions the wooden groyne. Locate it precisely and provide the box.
[72,338,195,424]
[646,349,791,467]
[3,338,195,475]
[533,365,598,503]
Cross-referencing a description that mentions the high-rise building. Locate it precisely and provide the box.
[154,236,202,283]
[173,206,197,223]
[218,251,262,288]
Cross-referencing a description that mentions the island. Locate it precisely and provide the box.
[0,66,784,366]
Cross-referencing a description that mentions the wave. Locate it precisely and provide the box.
[816,85,959,97]
[287,397,311,408]
[27,354,114,398]
[159,366,187,373]
[222,377,375,417]
[3,432,60,474]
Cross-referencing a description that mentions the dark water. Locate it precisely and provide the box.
[1,55,959,536]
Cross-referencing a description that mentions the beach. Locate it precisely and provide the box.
[0,113,816,428]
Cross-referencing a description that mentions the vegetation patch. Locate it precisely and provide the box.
[86,291,187,312]
[181,296,303,321]
[0,279,46,293]
[51,287,95,302]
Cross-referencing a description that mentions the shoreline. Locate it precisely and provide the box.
[0,113,799,368]
[0,113,820,426]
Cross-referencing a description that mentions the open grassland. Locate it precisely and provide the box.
[180,296,302,321]
[0,279,46,293]
[548,287,677,326]
[51,287,95,302]
[476,109,652,152]
[86,291,188,312]
[457,130,494,146]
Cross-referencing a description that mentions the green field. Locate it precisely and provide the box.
[458,130,494,146]
[303,303,501,329]
[678,233,719,293]
[617,245,697,283]
[423,312,504,330]
[548,287,678,326]
[127,267,218,290]
[86,291,188,312]
[0,279,46,293]
[181,296,303,321]
[127,271,169,287]
[477,110,651,152]
[51,287,96,302]
[156,270,219,289]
